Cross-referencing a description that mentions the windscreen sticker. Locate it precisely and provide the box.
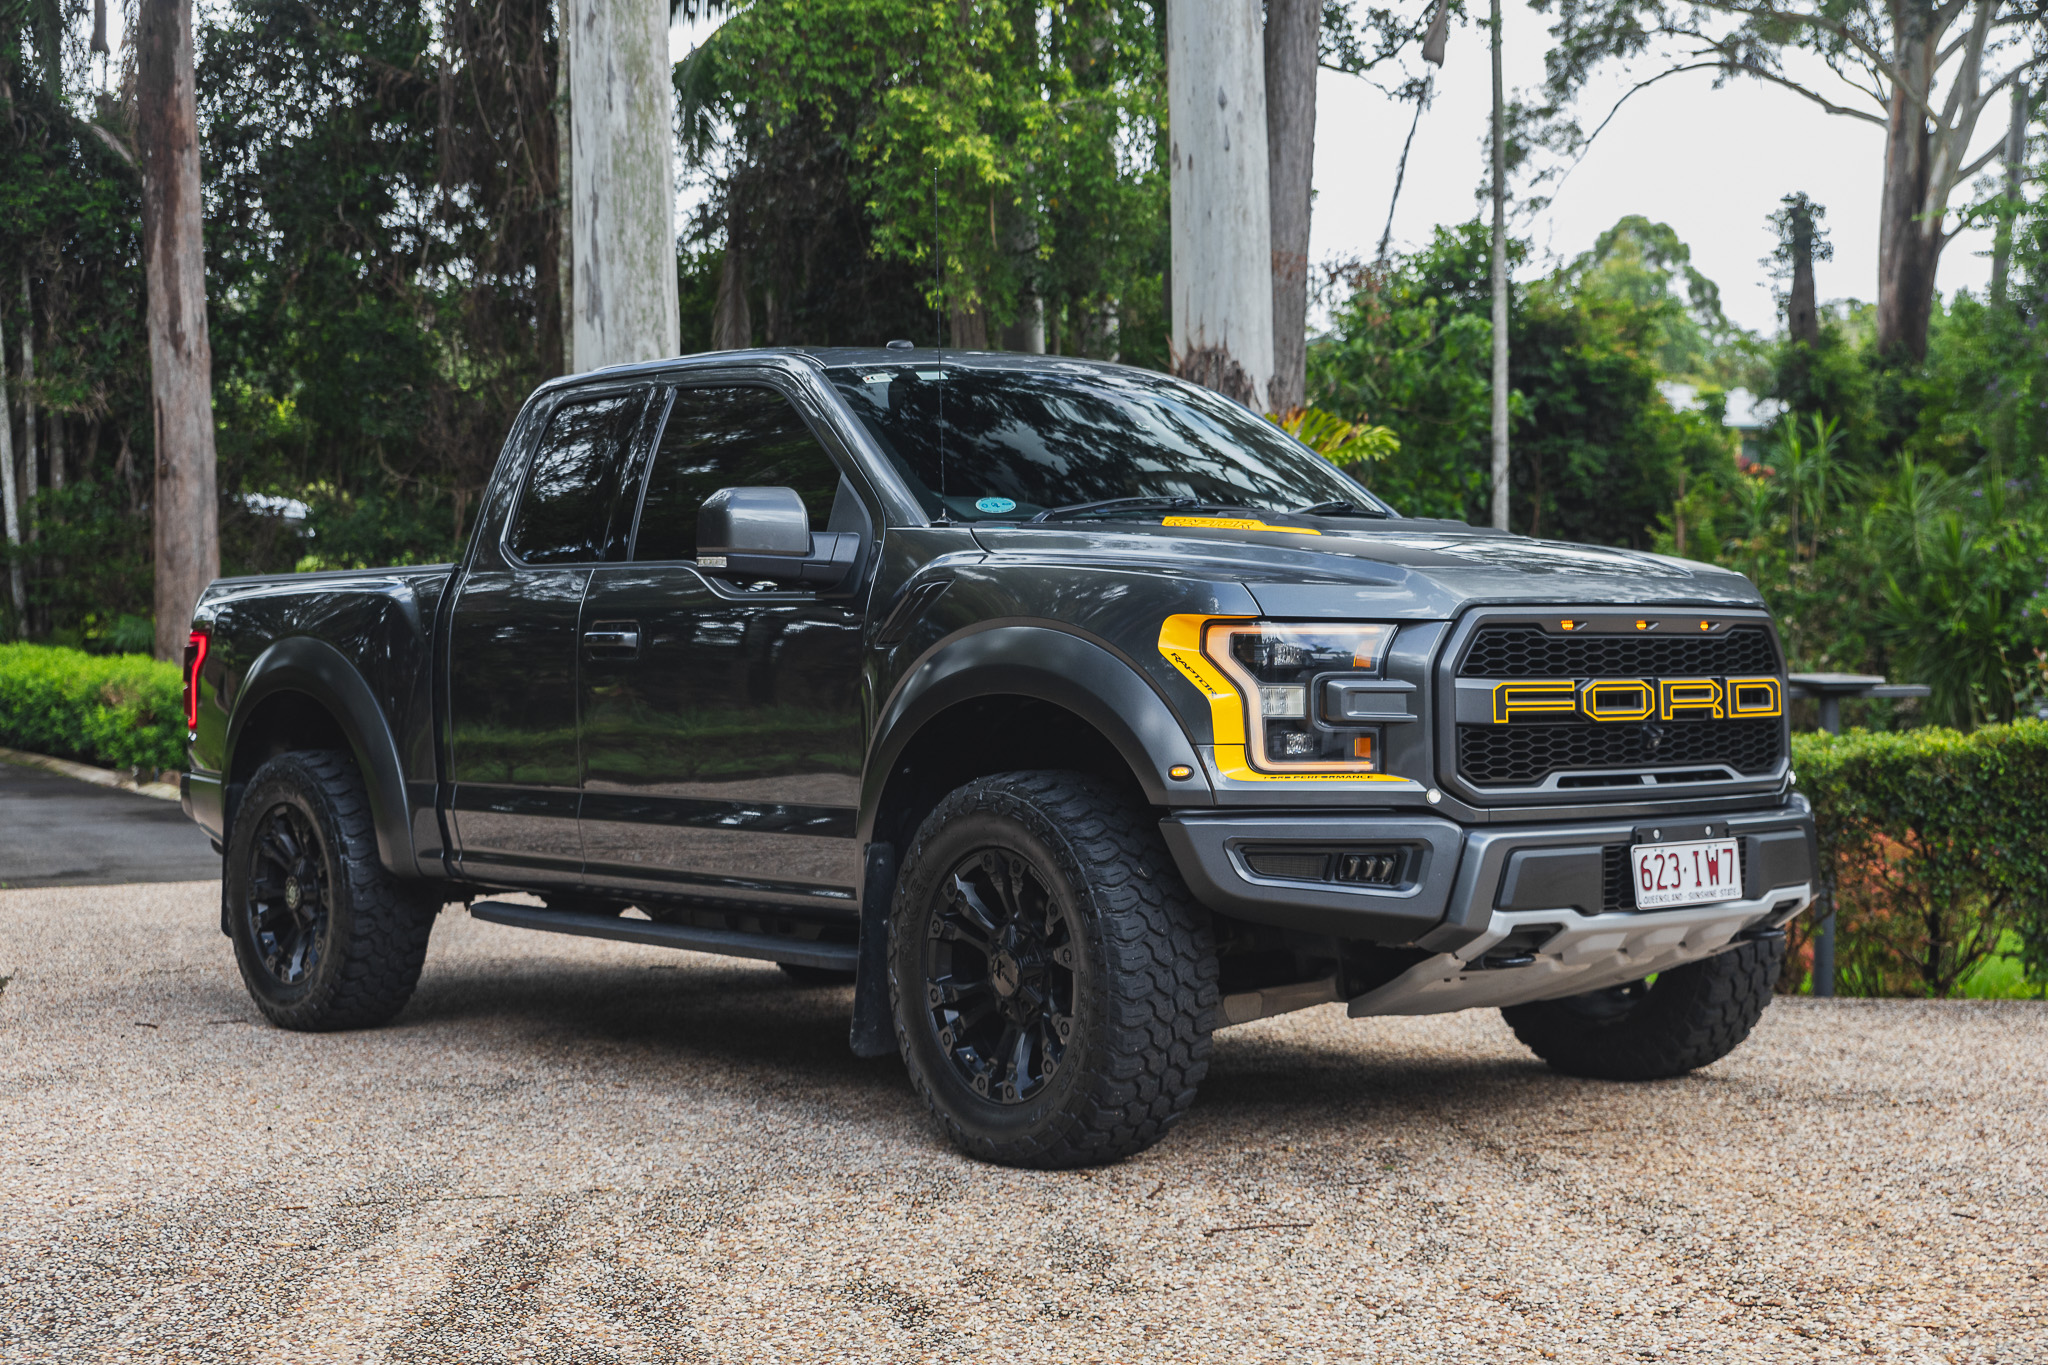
[974,496,1018,514]
[1161,515,1321,536]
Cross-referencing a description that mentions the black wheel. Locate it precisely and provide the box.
[778,962,857,986]
[224,750,438,1031]
[1500,935,1785,1081]
[889,771,1218,1168]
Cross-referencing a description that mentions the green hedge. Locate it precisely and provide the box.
[1793,721,2048,997]
[0,643,187,774]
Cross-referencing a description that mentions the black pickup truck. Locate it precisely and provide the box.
[181,347,1815,1167]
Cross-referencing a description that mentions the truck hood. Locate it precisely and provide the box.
[968,517,1763,619]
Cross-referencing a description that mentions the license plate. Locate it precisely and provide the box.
[1630,838,1742,909]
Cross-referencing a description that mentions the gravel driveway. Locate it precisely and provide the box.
[2,881,2041,1363]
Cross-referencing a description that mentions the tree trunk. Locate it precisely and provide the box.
[1488,0,1509,531]
[18,270,38,537]
[1263,0,1316,415]
[1991,79,2027,306]
[565,0,680,372]
[712,243,753,350]
[555,14,575,371]
[1167,0,1275,411]
[1875,12,1941,361]
[1788,243,1819,345]
[0,302,23,632]
[137,0,221,661]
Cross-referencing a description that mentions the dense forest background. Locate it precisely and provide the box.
[3,0,2046,726]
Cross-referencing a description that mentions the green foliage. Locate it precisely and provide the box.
[1309,220,1732,544]
[0,643,186,773]
[1273,407,1399,473]
[202,0,563,569]
[678,0,1168,356]
[1564,214,1755,383]
[1793,723,2048,997]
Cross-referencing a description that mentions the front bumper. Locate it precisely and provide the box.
[1160,797,1816,1015]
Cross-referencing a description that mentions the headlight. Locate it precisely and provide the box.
[1197,621,1396,772]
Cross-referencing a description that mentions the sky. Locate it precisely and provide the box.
[1311,3,2007,337]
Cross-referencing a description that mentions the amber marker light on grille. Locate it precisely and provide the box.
[1635,619,1650,630]
[1353,735,1375,762]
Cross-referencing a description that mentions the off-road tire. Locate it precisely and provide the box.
[1500,935,1785,1081]
[225,750,438,1031]
[778,962,857,986]
[889,771,1218,1168]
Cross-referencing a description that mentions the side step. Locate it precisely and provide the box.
[467,901,859,972]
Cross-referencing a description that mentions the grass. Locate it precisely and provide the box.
[1956,931,2047,1000]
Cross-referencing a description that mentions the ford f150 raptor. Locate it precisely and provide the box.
[180,347,1815,1168]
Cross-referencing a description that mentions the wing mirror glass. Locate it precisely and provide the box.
[696,486,858,586]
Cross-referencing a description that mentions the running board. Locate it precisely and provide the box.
[467,901,859,972]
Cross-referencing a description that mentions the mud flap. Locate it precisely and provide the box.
[848,841,898,1058]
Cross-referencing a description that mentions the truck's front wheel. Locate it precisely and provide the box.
[225,751,438,1031]
[1500,935,1785,1081]
[889,771,1218,1168]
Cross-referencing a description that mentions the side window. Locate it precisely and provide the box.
[508,391,641,565]
[633,385,842,562]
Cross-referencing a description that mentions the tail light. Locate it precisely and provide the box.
[183,630,209,731]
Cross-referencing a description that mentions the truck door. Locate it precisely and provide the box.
[576,382,869,914]
[446,385,648,886]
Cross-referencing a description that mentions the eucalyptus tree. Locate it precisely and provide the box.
[1533,0,2042,361]
[136,0,220,659]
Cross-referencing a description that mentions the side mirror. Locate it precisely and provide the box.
[697,486,859,586]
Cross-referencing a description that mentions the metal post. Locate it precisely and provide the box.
[1813,698,1840,997]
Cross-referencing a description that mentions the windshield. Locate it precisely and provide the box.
[824,362,1394,523]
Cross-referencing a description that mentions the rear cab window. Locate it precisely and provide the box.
[508,391,645,565]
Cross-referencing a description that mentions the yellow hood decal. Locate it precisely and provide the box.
[1161,515,1321,536]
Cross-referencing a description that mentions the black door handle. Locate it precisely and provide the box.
[582,622,641,657]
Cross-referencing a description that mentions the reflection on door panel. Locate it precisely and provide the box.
[578,384,866,908]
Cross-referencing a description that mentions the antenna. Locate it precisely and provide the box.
[933,160,948,522]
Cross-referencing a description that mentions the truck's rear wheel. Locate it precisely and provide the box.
[889,771,1218,1168]
[1500,935,1785,1081]
[225,750,437,1031]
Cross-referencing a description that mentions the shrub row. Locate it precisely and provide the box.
[0,643,186,774]
[1792,721,2048,997]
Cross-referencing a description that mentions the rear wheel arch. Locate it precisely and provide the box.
[226,639,420,879]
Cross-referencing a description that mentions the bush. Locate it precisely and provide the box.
[1793,722,2048,997]
[0,643,187,774]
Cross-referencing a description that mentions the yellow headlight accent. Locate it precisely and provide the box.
[1155,615,1414,784]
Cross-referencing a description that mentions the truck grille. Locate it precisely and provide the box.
[1458,717,1783,786]
[1453,621,1785,790]
[1457,624,1781,679]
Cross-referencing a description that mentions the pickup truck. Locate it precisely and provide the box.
[180,347,1816,1168]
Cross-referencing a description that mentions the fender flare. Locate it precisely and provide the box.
[859,623,1212,847]
[226,637,421,879]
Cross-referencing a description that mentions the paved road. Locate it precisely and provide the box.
[0,762,218,889]
[1,880,2042,1363]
